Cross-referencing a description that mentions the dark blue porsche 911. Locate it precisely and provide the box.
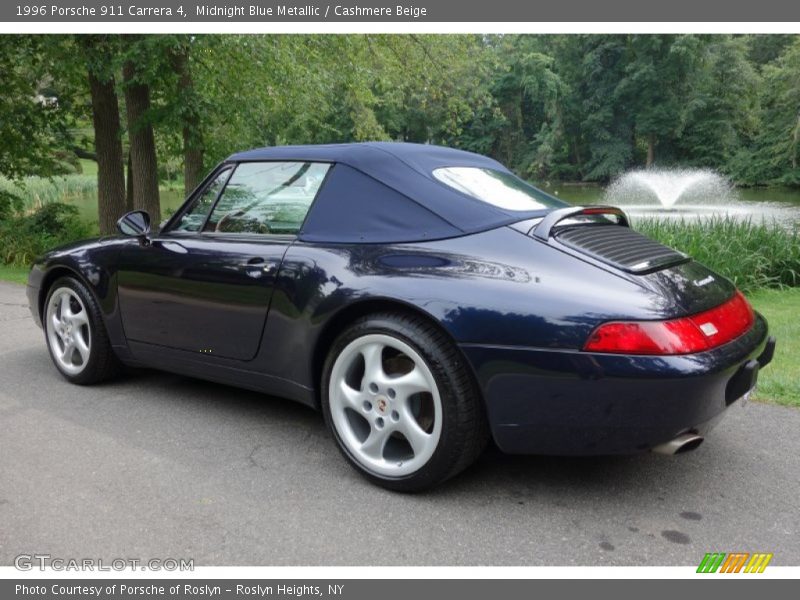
[27,142,775,491]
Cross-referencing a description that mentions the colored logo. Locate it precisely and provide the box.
[697,552,773,573]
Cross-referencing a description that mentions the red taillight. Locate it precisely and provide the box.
[583,320,709,354]
[694,290,755,347]
[583,291,755,355]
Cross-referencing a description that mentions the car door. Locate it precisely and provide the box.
[116,160,332,361]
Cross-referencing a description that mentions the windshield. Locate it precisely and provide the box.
[432,167,566,211]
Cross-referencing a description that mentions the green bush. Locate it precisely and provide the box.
[0,189,23,221]
[636,216,800,292]
[0,202,92,266]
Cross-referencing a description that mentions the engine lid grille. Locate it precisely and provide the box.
[554,224,688,274]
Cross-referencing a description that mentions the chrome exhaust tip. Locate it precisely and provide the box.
[652,433,704,456]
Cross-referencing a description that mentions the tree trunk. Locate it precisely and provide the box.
[87,63,126,235]
[123,58,160,222]
[171,44,205,197]
[125,151,134,212]
[646,133,656,167]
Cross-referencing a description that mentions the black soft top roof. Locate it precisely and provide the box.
[227,142,566,243]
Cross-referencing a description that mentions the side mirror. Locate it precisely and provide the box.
[117,210,151,241]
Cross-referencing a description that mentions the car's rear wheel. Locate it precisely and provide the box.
[44,276,121,385]
[322,312,488,492]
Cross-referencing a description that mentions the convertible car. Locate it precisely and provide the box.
[27,142,775,491]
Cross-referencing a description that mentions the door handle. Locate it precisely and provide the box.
[157,240,188,254]
[242,258,278,278]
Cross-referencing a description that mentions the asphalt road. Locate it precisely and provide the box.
[1,280,798,566]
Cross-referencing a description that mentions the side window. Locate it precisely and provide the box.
[172,168,231,232]
[204,161,331,235]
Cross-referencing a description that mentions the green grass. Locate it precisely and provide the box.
[749,288,800,407]
[78,158,183,191]
[78,158,98,177]
[0,264,29,284]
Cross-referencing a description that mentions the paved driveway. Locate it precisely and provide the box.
[0,281,797,566]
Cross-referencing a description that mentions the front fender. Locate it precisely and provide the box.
[27,237,127,343]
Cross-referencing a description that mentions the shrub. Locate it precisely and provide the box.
[0,202,93,266]
[0,189,23,221]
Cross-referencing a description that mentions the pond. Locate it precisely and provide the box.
[63,182,800,227]
[542,182,800,225]
[542,182,800,208]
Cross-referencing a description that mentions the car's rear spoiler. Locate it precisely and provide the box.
[531,206,629,240]
[510,205,689,275]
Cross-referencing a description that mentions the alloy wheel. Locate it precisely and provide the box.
[328,333,443,477]
[45,287,92,376]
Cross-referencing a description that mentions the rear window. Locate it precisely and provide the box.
[432,167,564,211]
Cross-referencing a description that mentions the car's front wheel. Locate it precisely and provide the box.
[44,276,121,385]
[322,312,488,492]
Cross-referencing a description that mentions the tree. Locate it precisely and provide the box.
[562,35,635,181]
[83,35,127,235]
[616,35,701,167]
[677,36,759,168]
[5,32,800,208]
[732,39,800,185]
[454,36,566,179]
[170,38,205,196]
[367,35,493,144]
[122,36,161,222]
[0,36,73,182]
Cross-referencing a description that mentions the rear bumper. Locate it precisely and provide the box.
[460,314,774,455]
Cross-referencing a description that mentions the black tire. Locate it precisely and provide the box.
[321,311,489,492]
[43,276,121,385]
